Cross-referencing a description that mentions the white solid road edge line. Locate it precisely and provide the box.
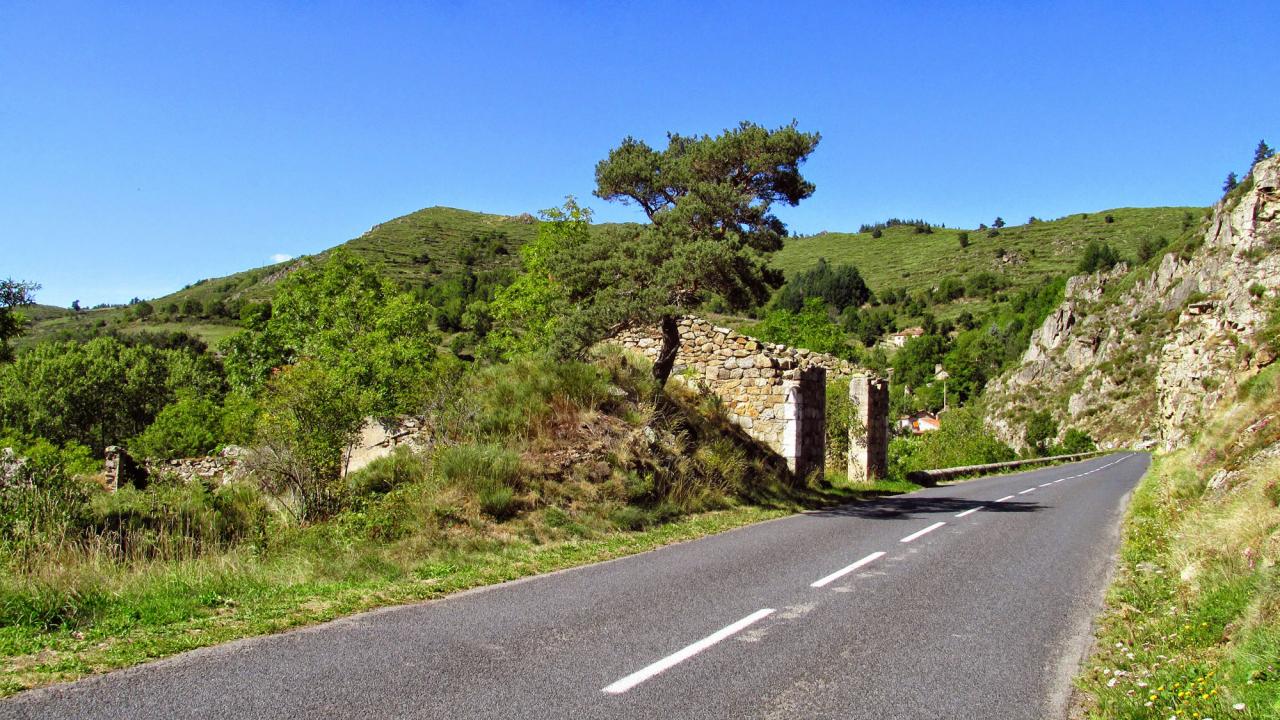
[810,551,887,588]
[954,506,983,518]
[899,521,946,543]
[602,608,776,694]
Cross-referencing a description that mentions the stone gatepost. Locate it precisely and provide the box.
[848,375,889,482]
[782,367,827,481]
[104,446,123,492]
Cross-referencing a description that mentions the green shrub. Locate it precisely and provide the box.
[0,437,100,564]
[1078,240,1121,274]
[477,485,517,520]
[888,407,1016,478]
[1023,410,1058,456]
[129,394,224,460]
[1054,428,1097,455]
[825,377,854,463]
[609,505,653,531]
[89,479,268,558]
[210,481,272,545]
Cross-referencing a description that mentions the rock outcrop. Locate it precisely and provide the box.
[986,156,1280,449]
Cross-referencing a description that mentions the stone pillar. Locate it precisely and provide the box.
[848,375,889,482]
[104,446,123,492]
[782,367,827,482]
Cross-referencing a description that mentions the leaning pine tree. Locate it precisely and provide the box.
[551,121,821,387]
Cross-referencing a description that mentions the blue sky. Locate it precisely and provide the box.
[2,1,1277,307]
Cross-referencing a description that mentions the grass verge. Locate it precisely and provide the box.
[1074,366,1280,719]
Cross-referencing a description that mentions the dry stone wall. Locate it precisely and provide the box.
[611,316,879,480]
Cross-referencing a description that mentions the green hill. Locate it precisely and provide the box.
[774,207,1204,317]
[19,206,545,348]
[20,204,1207,349]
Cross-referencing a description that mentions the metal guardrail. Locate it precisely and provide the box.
[907,450,1112,485]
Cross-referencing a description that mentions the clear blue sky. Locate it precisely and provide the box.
[3,1,1277,307]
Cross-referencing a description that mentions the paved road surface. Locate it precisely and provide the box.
[1,452,1147,719]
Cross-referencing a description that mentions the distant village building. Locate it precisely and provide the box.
[886,326,925,348]
[899,412,941,434]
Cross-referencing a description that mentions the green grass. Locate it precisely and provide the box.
[1075,367,1280,719]
[774,207,1201,317]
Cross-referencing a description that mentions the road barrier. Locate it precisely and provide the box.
[907,450,1112,485]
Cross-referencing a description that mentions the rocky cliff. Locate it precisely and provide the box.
[985,156,1280,449]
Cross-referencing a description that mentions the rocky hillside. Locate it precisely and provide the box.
[985,155,1280,449]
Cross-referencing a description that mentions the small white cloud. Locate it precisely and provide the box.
[269,253,294,264]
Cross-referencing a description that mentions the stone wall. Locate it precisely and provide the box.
[610,316,883,481]
[146,446,247,486]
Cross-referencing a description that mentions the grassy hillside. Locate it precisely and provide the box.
[19,206,544,348]
[775,207,1203,316]
[19,204,1207,349]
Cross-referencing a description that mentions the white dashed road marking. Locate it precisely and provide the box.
[900,522,946,543]
[810,552,886,588]
[602,608,776,694]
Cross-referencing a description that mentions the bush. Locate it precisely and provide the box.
[247,361,368,523]
[957,231,970,248]
[742,298,857,360]
[887,407,1015,478]
[1023,410,1058,456]
[1054,428,1097,455]
[1078,240,1121,274]
[129,394,224,460]
[825,378,855,464]
[0,438,100,565]
[90,479,271,558]
[773,258,872,314]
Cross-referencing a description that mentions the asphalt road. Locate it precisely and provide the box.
[1,452,1147,720]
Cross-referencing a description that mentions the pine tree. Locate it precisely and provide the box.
[1255,139,1275,166]
[1223,172,1239,193]
[558,121,821,386]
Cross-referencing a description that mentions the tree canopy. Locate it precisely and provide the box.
[774,258,872,314]
[0,278,39,362]
[221,250,444,417]
[556,121,821,383]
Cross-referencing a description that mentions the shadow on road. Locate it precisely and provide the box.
[806,496,1043,520]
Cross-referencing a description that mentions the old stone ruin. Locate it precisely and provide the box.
[610,316,889,482]
[100,418,426,492]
